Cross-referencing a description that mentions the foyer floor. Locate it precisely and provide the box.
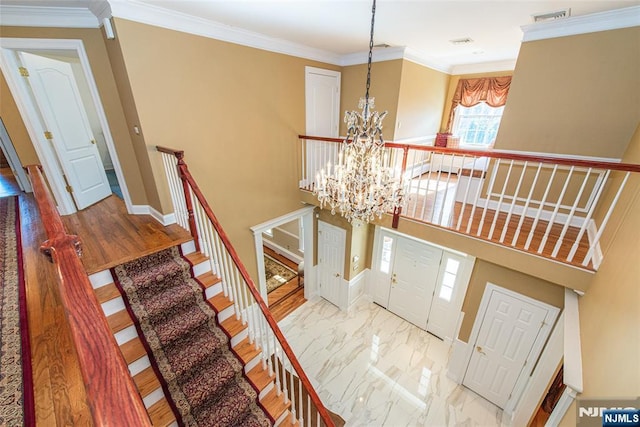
[278,296,509,427]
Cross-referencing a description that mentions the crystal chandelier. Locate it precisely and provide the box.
[314,0,404,225]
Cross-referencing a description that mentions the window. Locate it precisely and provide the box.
[452,102,504,148]
[438,258,460,302]
[379,236,393,274]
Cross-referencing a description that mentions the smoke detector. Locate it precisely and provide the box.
[449,37,474,45]
[532,8,571,22]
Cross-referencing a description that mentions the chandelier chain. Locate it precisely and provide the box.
[365,0,376,117]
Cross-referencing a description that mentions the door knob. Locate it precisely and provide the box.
[90,139,96,145]
[335,273,340,278]
[476,346,486,355]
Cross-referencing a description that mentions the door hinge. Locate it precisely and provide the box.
[66,185,73,193]
[44,131,53,140]
[19,66,29,77]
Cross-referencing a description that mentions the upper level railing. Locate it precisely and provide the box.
[299,135,640,271]
[157,146,335,427]
[25,165,151,426]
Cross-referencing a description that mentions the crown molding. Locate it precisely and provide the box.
[521,5,640,42]
[107,0,342,65]
[450,59,517,75]
[0,5,99,28]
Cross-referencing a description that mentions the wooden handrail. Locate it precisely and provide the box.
[26,165,151,426]
[298,134,640,173]
[158,151,335,426]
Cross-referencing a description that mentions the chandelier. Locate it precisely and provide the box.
[314,0,405,225]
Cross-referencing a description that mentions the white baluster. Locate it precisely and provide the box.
[477,159,501,236]
[552,168,592,258]
[430,154,445,223]
[488,160,514,240]
[455,154,476,230]
[466,157,486,235]
[537,167,575,254]
[525,165,558,250]
[512,163,543,246]
[499,161,528,243]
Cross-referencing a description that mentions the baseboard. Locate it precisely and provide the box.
[263,240,303,264]
[130,204,177,226]
[476,197,586,228]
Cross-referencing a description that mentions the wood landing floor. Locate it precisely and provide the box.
[21,193,192,425]
[264,246,307,322]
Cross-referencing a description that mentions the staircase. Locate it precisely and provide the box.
[90,240,297,426]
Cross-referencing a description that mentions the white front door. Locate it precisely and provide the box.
[19,52,111,209]
[317,221,345,308]
[463,287,554,408]
[387,236,442,329]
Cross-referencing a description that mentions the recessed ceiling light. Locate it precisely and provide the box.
[449,37,474,45]
[532,8,571,22]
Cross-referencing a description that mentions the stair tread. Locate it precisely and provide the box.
[185,251,208,266]
[247,363,274,392]
[107,309,133,333]
[134,366,161,397]
[220,315,248,338]
[278,412,300,427]
[94,282,121,304]
[233,337,261,364]
[261,387,291,422]
[208,292,233,313]
[197,271,222,289]
[148,397,176,427]
[120,337,146,364]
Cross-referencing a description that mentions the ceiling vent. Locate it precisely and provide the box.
[449,37,474,45]
[532,8,571,22]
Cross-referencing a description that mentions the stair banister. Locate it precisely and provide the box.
[156,147,336,427]
[25,165,151,426]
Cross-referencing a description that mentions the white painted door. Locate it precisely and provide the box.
[427,252,473,340]
[463,288,550,408]
[317,221,345,308]
[19,52,111,209]
[387,236,442,329]
[304,67,340,187]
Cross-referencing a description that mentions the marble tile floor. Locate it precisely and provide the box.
[278,296,509,427]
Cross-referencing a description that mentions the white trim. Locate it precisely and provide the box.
[393,134,437,146]
[0,38,135,216]
[586,219,603,270]
[491,148,622,164]
[509,312,564,427]
[130,204,176,226]
[347,268,367,308]
[563,288,583,393]
[450,59,517,76]
[462,283,560,413]
[545,387,578,427]
[0,5,99,28]
[522,6,640,43]
[477,197,588,228]
[0,117,31,193]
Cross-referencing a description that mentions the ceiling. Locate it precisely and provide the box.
[1,0,639,72]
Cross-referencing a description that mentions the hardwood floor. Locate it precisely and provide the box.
[22,195,193,425]
[263,246,307,320]
[0,167,21,197]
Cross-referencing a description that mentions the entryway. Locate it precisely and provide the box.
[317,220,345,308]
[462,284,559,409]
[0,38,130,214]
[371,227,474,341]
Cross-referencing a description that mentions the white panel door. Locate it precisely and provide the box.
[387,236,442,329]
[317,221,345,308]
[463,289,549,408]
[19,52,111,209]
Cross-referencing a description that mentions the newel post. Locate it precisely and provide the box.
[175,151,201,252]
[392,145,409,229]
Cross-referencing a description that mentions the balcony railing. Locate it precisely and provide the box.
[157,146,335,427]
[299,135,640,270]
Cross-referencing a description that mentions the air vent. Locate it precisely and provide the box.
[532,8,571,22]
[449,37,474,45]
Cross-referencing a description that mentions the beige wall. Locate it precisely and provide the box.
[395,60,450,140]
[112,19,340,280]
[495,27,640,158]
[559,125,640,426]
[439,70,514,133]
[0,26,149,205]
[458,260,564,342]
[340,59,403,138]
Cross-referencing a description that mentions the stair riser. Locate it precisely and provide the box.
[216,303,235,323]
[89,269,114,288]
[275,408,294,427]
[259,381,275,401]
[129,355,151,377]
[101,297,126,317]
[229,327,248,348]
[205,282,222,299]
[114,325,139,346]
[191,260,210,277]
[143,387,165,409]
[181,240,196,256]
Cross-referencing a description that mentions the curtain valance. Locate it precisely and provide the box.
[446,76,512,132]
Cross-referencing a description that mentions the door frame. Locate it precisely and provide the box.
[462,283,560,415]
[250,206,315,304]
[317,219,346,309]
[0,37,132,214]
[304,66,340,137]
[0,117,32,192]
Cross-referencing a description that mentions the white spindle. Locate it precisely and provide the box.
[274,334,282,396]
[430,155,445,223]
[499,161,528,243]
[436,154,458,226]
[511,163,543,246]
[525,165,559,250]
[567,170,610,262]
[477,159,501,237]
[551,168,592,258]
[410,150,427,218]
[307,395,311,427]
[466,158,486,235]
[455,155,477,230]
[420,153,435,221]
[537,167,575,254]
[488,160,514,240]
[213,233,230,298]
[582,172,630,267]
[298,371,304,426]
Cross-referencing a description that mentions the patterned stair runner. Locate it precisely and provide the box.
[112,247,271,427]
